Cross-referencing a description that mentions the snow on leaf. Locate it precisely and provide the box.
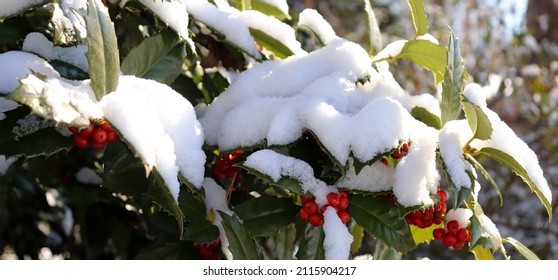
[439,120,474,189]
[187,0,261,59]
[22,32,89,72]
[252,0,290,20]
[297,9,338,46]
[0,51,61,94]
[364,0,382,55]
[99,76,206,199]
[0,0,49,20]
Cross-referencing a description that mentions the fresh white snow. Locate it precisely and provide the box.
[0,0,46,19]
[322,206,353,260]
[23,32,89,71]
[202,178,233,260]
[298,9,337,45]
[138,0,190,40]
[0,51,61,94]
[75,167,103,184]
[439,120,474,189]
[445,208,473,229]
[99,76,206,198]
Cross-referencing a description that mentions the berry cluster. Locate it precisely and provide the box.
[380,139,412,165]
[298,190,350,227]
[213,150,244,190]
[433,220,472,250]
[69,121,117,150]
[193,239,221,260]
[404,189,447,229]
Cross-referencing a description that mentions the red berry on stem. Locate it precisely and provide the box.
[443,232,457,247]
[453,241,465,250]
[401,143,409,153]
[301,196,313,204]
[380,157,389,166]
[106,131,118,143]
[79,124,95,137]
[298,208,310,221]
[447,220,460,234]
[199,246,213,259]
[100,122,113,132]
[327,192,341,208]
[433,217,443,225]
[320,205,328,214]
[338,190,348,197]
[457,228,470,242]
[91,128,108,144]
[437,189,447,201]
[433,228,445,240]
[69,126,79,134]
[74,135,89,149]
[337,210,350,224]
[303,200,318,215]
[309,214,323,227]
[391,149,402,159]
[338,195,349,210]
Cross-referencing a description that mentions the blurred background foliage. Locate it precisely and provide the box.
[1,0,556,259]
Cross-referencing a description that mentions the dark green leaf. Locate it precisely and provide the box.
[121,30,186,85]
[479,147,552,220]
[183,217,220,245]
[84,0,120,100]
[450,182,472,209]
[265,224,297,260]
[407,0,428,36]
[411,106,442,129]
[144,169,185,234]
[135,238,198,260]
[102,141,149,196]
[252,0,290,20]
[465,153,503,207]
[462,101,493,141]
[348,194,415,253]
[0,128,72,158]
[503,237,540,260]
[400,40,447,83]
[441,30,464,125]
[249,28,295,59]
[364,0,382,55]
[296,223,325,260]
[219,211,261,260]
[238,164,305,195]
[49,60,89,80]
[235,196,298,237]
[0,0,49,20]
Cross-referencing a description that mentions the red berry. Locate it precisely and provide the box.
[391,149,402,159]
[422,219,433,228]
[91,128,107,144]
[447,220,460,234]
[453,241,465,250]
[309,214,323,227]
[68,126,79,134]
[208,240,220,249]
[298,208,310,221]
[78,124,94,137]
[405,214,413,224]
[401,143,409,153]
[91,142,106,150]
[412,217,423,228]
[337,210,350,224]
[301,196,313,204]
[302,200,318,215]
[199,246,213,259]
[456,228,470,242]
[443,232,457,247]
[434,202,447,215]
[100,122,113,132]
[320,205,328,214]
[338,190,348,197]
[74,135,89,149]
[327,192,341,208]
[433,228,445,240]
[338,195,349,210]
[106,131,118,143]
[433,217,443,225]
[380,157,389,166]
[437,189,447,201]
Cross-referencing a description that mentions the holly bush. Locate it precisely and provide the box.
[0,0,552,260]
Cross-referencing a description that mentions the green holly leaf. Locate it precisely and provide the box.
[503,237,540,260]
[178,189,220,244]
[441,30,465,125]
[235,196,298,237]
[121,30,186,85]
[364,0,382,55]
[407,0,428,37]
[462,101,492,141]
[135,238,198,260]
[411,106,442,129]
[144,169,185,235]
[348,194,416,253]
[252,0,290,20]
[237,164,305,195]
[479,147,552,221]
[249,28,295,59]
[471,245,494,260]
[0,127,72,158]
[296,223,325,260]
[400,40,447,83]
[84,0,120,100]
[219,211,261,260]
